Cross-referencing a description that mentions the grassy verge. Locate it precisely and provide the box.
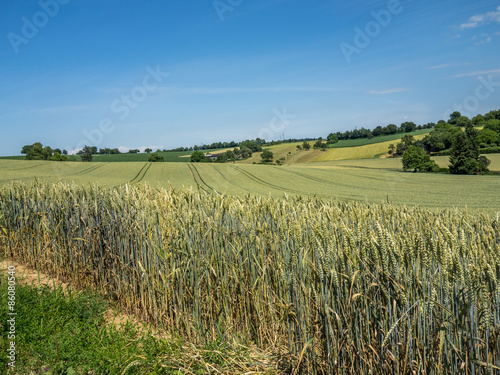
[0,272,272,375]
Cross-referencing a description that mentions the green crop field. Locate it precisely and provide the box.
[1,157,499,213]
[314,135,429,162]
[328,128,432,148]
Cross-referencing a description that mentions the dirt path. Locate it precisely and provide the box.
[0,258,155,332]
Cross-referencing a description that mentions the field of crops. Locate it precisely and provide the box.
[315,133,431,162]
[328,128,432,149]
[1,158,499,214]
[1,182,499,373]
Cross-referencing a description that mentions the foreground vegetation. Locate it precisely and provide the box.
[1,183,499,374]
[0,274,267,374]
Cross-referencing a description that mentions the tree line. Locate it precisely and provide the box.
[394,109,499,174]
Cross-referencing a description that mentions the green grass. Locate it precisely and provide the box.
[328,128,432,148]
[0,273,263,374]
[90,151,195,162]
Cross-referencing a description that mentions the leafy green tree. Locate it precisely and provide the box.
[401,134,415,146]
[484,119,500,134]
[296,145,302,150]
[62,150,68,155]
[216,154,226,163]
[402,146,439,172]
[396,142,409,156]
[326,133,339,144]
[21,144,33,154]
[388,144,395,156]
[478,156,491,174]
[477,129,499,145]
[421,123,461,153]
[400,121,417,133]
[80,146,93,162]
[386,124,398,134]
[261,150,273,163]
[144,148,152,153]
[25,142,46,160]
[239,146,252,158]
[472,114,485,126]
[313,140,325,149]
[49,152,69,161]
[190,150,206,162]
[448,111,462,125]
[372,126,383,137]
[240,140,262,152]
[302,141,311,150]
[224,150,236,161]
[148,153,164,162]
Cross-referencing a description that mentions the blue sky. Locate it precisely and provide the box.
[1,0,499,155]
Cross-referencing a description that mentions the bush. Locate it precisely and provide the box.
[190,151,206,162]
[478,146,500,154]
[148,153,164,162]
[261,150,274,163]
[402,146,439,172]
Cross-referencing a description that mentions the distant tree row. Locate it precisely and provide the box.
[326,122,435,143]
[21,143,69,161]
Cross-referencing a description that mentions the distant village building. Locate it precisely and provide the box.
[205,153,218,161]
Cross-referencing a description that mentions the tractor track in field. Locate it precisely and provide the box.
[187,164,214,193]
[73,164,105,176]
[7,164,41,172]
[280,168,358,191]
[112,162,151,188]
[190,164,216,193]
[213,167,254,194]
[187,164,206,193]
[131,162,152,184]
[232,166,303,195]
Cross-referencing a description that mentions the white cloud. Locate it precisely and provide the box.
[452,69,500,78]
[68,147,83,155]
[368,88,410,95]
[460,6,500,29]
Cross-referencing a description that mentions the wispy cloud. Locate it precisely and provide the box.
[460,5,500,29]
[38,105,89,113]
[160,86,341,95]
[427,62,471,70]
[368,88,410,95]
[451,69,500,78]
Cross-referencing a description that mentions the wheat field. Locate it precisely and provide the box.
[1,182,499,373]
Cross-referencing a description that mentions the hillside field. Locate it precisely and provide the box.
[1,155,499,213]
